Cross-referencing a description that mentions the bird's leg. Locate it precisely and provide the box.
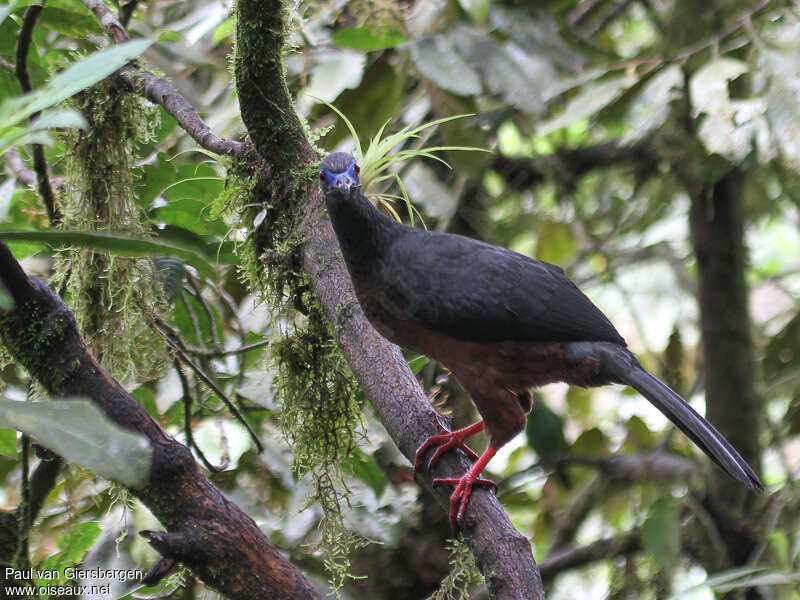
[414,420,485,475]
[434,444,499,533]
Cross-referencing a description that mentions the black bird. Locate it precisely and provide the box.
[319,151,763,531]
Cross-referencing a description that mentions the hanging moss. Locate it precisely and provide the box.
[50,81,166,385]
[220,119,369,596]
[428,539,483,600]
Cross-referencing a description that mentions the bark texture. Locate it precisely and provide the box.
[233,0,545,597]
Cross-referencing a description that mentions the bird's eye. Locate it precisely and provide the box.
[354,165,360,175]
[319,172,326,181]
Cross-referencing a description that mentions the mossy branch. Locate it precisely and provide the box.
[234,1,545,598]
[0,242,327,600]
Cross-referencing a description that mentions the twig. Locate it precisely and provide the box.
[175,359,224,472]
[185,338,269,359]
[538,531,641,581]
[15,3,60,224]
[119,0,140,28]
[186,275,222,353]
[118,70,247,157]
[153,318,264,454]
[81,0,127,43]
[2,149,36,186]
[13,435,31,570]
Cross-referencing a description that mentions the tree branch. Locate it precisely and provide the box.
[2,148,37,187]
[538,532,641,582]
[80,0,246,158]
[492,141,659,192]
[15,3,60,224]
[234,1,544,598]
[0,241,326,600]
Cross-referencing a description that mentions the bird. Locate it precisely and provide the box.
[318,151,763,532]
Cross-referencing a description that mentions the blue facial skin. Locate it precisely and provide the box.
[320,160,360,194]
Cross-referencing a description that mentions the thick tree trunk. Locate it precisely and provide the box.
[689,171,763,590]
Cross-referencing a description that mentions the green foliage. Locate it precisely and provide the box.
[320,100,486,223]
[0,39,152,153]
[640,496,680,574]
[0,397,152,488]
[0,227,220,278]
[331,26,404,51]
[37,521,102,587]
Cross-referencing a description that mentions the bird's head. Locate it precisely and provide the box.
[319,152,361,196]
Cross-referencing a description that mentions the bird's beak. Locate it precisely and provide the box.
[334,173,356,193]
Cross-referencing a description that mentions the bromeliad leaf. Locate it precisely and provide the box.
[0,398,152,488]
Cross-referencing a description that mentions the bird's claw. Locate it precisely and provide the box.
[413,421,483,478]
[433,475,496,533]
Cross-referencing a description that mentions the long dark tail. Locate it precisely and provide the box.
[566,342,764,490]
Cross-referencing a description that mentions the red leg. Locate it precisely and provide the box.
[414,420,484,475]
[434,444,499,533]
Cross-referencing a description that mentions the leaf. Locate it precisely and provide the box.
[403,162,457,218]
[407,355,429,374]
[457,0,490,23]
[410,35,482,96]
[302,49,366,105]
[331,26,405,51]
[0,398,152,488]
[0,1,17,26]
[0,109,87,154]
[343,447,387,498]
[451,25,550,113]
[537,73,636,135]
[690,58,769,162]
[236,374,277,410]
[0,226,218,279]
[0,39,153,128]
[620,65,683,144]
[37,521,102,586]
[0,427,16,454]
[760,49,800,168]
[640,496,680,572]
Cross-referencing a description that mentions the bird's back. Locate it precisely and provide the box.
[368,225,626,346]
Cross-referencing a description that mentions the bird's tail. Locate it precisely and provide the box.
[607,356,763,490]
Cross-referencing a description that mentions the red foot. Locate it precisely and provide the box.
[434,445,499,533]
[414,421,484,475]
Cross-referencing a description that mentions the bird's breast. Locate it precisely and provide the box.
[357,288,575,391]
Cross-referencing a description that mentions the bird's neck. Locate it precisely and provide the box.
[324,188,400,276]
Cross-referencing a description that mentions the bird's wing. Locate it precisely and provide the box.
[375,228,625,345]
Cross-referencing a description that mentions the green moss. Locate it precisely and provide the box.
[232,1,370,591]
[271,291,368,595]
[50,81,166,385]
[0,298,79,394]
[427,539,483,600]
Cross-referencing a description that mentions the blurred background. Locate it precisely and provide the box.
[1,0,800,598]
